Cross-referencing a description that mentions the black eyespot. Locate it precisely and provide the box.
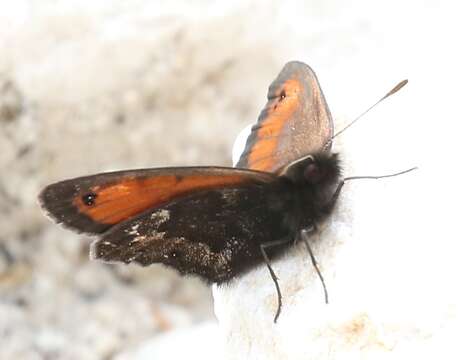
[279,90,286,100]
[82,192,97,206]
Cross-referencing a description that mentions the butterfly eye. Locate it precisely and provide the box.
[304,163,323,184]
[82,192,97,206]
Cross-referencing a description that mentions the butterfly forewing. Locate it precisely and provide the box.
[39,167,278,235]
[236,61,334,173]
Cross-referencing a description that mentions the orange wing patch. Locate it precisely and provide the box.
[246,78,301,171]
[74,174,248,225]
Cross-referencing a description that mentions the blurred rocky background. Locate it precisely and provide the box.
[1,0,463,359]
[0,1,295,358]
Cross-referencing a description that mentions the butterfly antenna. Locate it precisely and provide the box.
[344,166,417,182]
[327,79,408,147]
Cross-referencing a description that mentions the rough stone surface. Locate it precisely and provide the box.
[214,1,467,359]
[1,0,466,359]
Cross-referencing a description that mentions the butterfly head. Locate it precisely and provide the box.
[280,152,341,190]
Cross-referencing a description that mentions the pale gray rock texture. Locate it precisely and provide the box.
[1,0,466,359]
[213,1,467,360]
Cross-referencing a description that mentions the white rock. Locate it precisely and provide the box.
[213,2,467,358]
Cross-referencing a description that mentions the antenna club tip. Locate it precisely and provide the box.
[331,77,410,141]
[386,79,409,98]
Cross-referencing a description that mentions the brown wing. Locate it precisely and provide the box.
[236,61,333,173]
[38,167,277,235]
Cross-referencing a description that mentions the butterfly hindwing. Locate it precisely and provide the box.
[236,61,334,173]
[39,167,278,235]
[91,177,296,282]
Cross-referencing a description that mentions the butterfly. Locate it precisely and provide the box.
[38,61,412,322]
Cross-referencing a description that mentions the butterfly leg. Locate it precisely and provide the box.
[300,229,329,304]
[324,175,360,213]
[260,237,293,323]
[324,179,346,214]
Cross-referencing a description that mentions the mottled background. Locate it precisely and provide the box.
[0,0,464,359]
